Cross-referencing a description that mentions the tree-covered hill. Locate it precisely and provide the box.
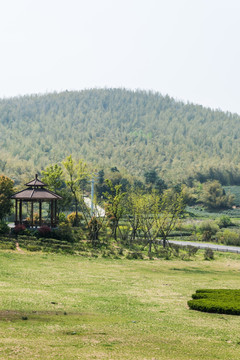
[1,88,240,185]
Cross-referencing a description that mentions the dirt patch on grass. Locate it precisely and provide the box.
[0,310,92,322]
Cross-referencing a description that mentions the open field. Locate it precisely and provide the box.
[0,250,240,359]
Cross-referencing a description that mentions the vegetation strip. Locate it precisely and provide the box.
[188,289,240,315]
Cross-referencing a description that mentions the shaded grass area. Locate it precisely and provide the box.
[0,251,240,359]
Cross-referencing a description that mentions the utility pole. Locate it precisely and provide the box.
[91,176,94,217]
[90,172,98,217]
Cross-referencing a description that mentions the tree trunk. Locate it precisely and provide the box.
[163,237,167,248]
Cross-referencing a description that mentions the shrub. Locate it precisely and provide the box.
[0,222,10,235]
[218,229,240,246]
[158,247,172,260]
[26,244,42,252]
[187,245,198,257]
[126,251,143,260]
[67,212,83,226]
[12,224,26,235]
[38,225,52,238]
[58,212,67,223]
[52,222,74,242]
[217,215,233,228]
[204,248,214,260]
[198,221,219,242]
[188,289,240,315]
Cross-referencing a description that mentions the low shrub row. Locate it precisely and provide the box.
[0,236,16,250]
[17,236,74,253]
[188,289,240,315]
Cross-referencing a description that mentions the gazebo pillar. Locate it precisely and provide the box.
[15,199,18,225]
[31,202,34,227]
[19,200,23,224]
[39,200,42,227]
[51,200,54,227]
[54,199,57,226]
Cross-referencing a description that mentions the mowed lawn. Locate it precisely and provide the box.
[0,251,240,359]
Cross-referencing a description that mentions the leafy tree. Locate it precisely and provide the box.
[138,189,184,254]
[125,189,144,244]
[144,169,158,185]
[156,189,185,248]
[104,179,126,240]
[0,175,14,221]
[144,169,167,194]
[42,163,72,214]
[62,155,89,225]
[42,164,63,192]
[199,180,234,210]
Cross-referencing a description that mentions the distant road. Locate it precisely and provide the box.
[167,240,240,254]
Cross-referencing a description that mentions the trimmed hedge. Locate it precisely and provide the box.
[188,289,240,315]
[17,236,74,253]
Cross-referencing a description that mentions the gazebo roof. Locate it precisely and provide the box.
[11,174,62,201]
[25,174,47,187]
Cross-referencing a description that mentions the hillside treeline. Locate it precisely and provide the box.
[1,88,240,186]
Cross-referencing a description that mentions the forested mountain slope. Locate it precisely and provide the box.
[1,88,240,185]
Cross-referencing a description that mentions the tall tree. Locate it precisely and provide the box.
[0,175,14,221]
[62,155,89,225]
[41,163,72,214]
[199,180,234,210]
[156,189,185,248]
[104,179,126,240]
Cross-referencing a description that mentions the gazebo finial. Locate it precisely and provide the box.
[35,173,38,180]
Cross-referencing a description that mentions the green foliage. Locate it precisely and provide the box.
[198,221,219,242]
[0,175,14,221]
[204,248,214,260]
[223,186,240,206]
[199,181,234,210]
[188,289,240,315]
[217,229,240,246]
[42,164,63,192]
[217,215,233,228]
[126,251,144,260]
[2,89,240,187]
[104,179,126,240]
[52,223,74,243]
[67,212,83,226]
[62,155,89,224]
[0,222,10,235]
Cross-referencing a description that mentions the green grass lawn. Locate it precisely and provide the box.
[0,250,240,359]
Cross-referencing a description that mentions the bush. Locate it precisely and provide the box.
[217,229,240,246]
[26,244,42,252]
[67,212,83,226]
[12,224,26,235]
[38,225,52,238]
[52,222,74,242]
[158,247,172,260]
[188,289,240,315]
[126,251,143,260]
[0,222,10,235]
[198,221,219,242]
[217,215,233,228]
[204,248,214,260]
[58,212,67,223]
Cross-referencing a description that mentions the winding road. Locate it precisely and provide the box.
[167,240,240,254]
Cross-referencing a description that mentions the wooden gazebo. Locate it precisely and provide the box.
[11,174,62,227]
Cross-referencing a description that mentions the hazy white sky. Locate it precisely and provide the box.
[0,0,240,114]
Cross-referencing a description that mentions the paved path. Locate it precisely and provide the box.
[168,240,240,254]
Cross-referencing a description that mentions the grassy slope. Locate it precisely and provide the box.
[0,251,240,359]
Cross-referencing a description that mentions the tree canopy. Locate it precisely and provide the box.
[1,88,240,186]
